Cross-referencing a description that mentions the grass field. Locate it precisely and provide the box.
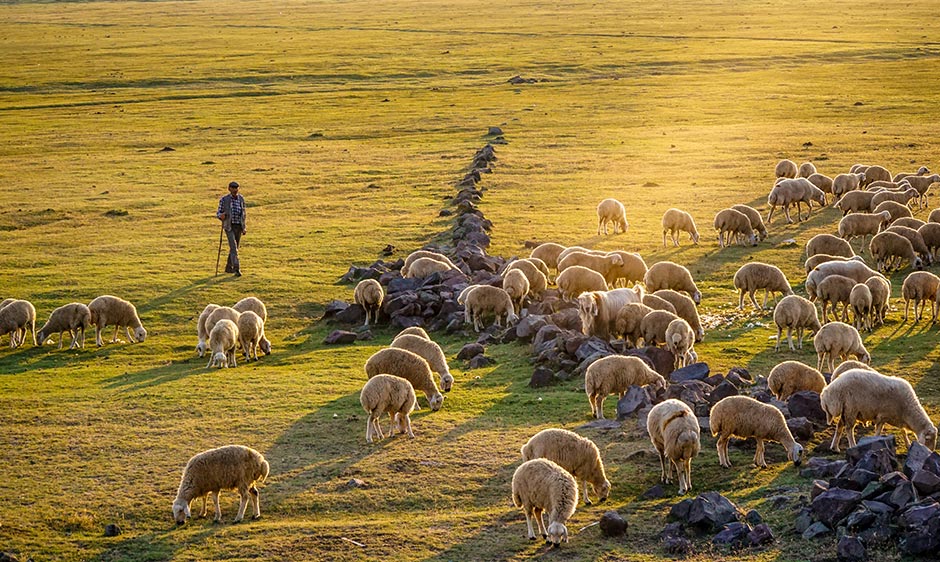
[1,0,939,560]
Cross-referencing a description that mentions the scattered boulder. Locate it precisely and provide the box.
[617,386,652,420]
[812,488,862,527]
[529,367,555,388]
[456,343,485,360]
[787,391,826,425]
[104,523,121,537]
[747,523,774,547]
[712,522,750,548]
[599,510,628,537]
[837,535,866,562]
[468,354,495,369]
[787,417,814,442]
[670,362,709,383]
[686,492,743,534]
[323,330,357,345]
[802,521,831,539]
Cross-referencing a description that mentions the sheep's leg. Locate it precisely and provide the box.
[761,290,769,309]
[673,232,680,247]
[538,509,550,540]
[822,301,830,323]
[716,435,731,468]
[774,326,782,351]
[657,448,668,484]
[797,327,805,350]
[684,458,693,494]
[95,323,103,347]
[234,489,249,522]
[199,493,210,517]
[766,206,775,224]
[663,230,667,247]
[754,440,767,468]
[365,416,374,443]
[401,412,415,439]
[902,430,912,448]
[595,395,606,420]
[748,290,760,310]
[110,325,119,343]
[581,479,592,506]
[523,508,537,540]
[213,491,223,522]
[916,301,923,322]
[737,290,745,310]
[787,327,795,351]
[249,486,261,519]
[783,205,793,224]
[717,231,724,248]
[817,351,826,373]
[830,420,843,452]
[665,456,676,484]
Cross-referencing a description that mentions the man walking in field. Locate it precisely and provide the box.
[217,181,247,277]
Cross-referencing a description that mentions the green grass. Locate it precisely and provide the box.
[1,0,939,560]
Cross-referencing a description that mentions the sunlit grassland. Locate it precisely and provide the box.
[1,0,939,560]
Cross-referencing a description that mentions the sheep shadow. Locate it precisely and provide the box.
[90,525,219,561]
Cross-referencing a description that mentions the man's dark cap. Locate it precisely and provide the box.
[228,181,239,189]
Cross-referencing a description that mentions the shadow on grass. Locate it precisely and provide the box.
[91,525,218,562]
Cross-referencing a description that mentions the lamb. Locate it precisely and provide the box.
[821,368,938,452]
[866,180,903,191]
[558,252,624,287]
[390,333,455,392]
[207,319,239,368]
[806,233,855,259]
[613,303,654,348]
[530,242,566,273]
[502,269,530,314]
[639,309,681,347]
[886,225,932,266]
[606,251,648,288]
[232,296,268,323]
[196,304,221,357]
[831,360,874,381]
[837,211,892,252]
[511,458,579,546]
[0,299,37,348]
[893,217,926,230]
[360,374,416,443]
[775,159,798,178]
[644,262,701,304]
[661,208,700,246]
[816,274,857,323]
[798,161,817,178]
[893,166,931,183]
[732,262,793,310]
[463,285,518,332]
[773,295,821,351]
[401,250,459,277]
[642,293,677,314]
[556,266,607,301]
[805,260,885,301]
[901,271,940,323]
[918,223,940,262]
[596,198,628,235]
[405,256,456,278]
[647,399,700,494]
[236,311,266,361]
[665,318,696,370]
[714,207,757,246]
[832,172,866,199]
[504,259,549,297]
[768,361,826,400]
[849,283,873,332]
[396,326,430,340]
[87,295,146,347]
[872,200,913,224]
[577,287,643,341]
[353,279,384,326]
[365,347,444,411]
[862,164,892,186]
[730,204,768,241]
[869,230,924,272]
[710,396,803,468]
[653,289,704,342]
[834,190,877,215]
[865,275,891,327]
[584,355,666,419]
[172,445,269,524]
[521,428,611,505]
[37,302,91,350]
[813,321,870,373]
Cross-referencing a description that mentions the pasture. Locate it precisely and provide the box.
[1,0,939,560]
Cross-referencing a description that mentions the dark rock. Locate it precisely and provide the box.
[904,441,932,477]
[837,536,866,562]
[794,507,814,534]
[104,523,121,537]
[849,468,879,490]
[712,522,750,547]
[846,508,876,532]
[632,346,675,377]
[0,554,19,562]
[687,492,742,533]
[599,510,628,537]
[669,362,709,383]
[922,452,940,477]
[747,523,774,547]
[859,480,886,501]
[387,276,424,294]
[880,471,908,488]
[854,449,898,477]
[515,315,548,342]
[745,509,763,527]
[912,470,940,495]
[563,334,591,356]
[811,480,829,501]
[812,488,861,527]
[641,484,665,500]
[703,374,726,387]
[345,478,367,488]
[801,457,847,479]
[532,325,563,351]
[751,390,774,403]
[787,417,814,442]
[899,502,940,529]
[322,299,350,318]
[550,308,582,332]
[617,386,652,420]
[578,419,621,430]
[726,371,751,388]
[356,330,373,341]
[575,337,614,362]
[802,521,831,539]
[888,481,916,509]
[862,500,893,514]
[390,315,423,329]
[456,343,485,360]
[787,391,826,425]
[529,367,555,388]
[663,535,693,555]
[468,354,495,369]
[846,435,897,467]
[900,510,940,555]
[334,303,367,325]
[708,380,738,405]
[338,265,382,283]
[323,330,357,345]
[727,366,752,381]
[668,499,693,523]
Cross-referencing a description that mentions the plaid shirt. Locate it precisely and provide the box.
[218,194,245,225]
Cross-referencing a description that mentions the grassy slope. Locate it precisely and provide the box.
[0,0,938,560]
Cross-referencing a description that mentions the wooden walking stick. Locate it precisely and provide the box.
[215,226,224,276]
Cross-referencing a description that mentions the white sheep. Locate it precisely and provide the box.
[644,262,701,304]
[832,172,866,198]
[504,259,549,297]
[36,302,92,350]
[873,199,913,224]
[401,250,459,277]
[360,374,417,443]
[530,242,566,273]
[365,347,444,411]
[665,318,695,370]
[511,458,579,546]
[0,299,37,348]
[232,296,267,323]
[863,164,892,186]
[865,275,891,327]
[661,208,700,246]
[501,269,530,314]
[730,204,768,241]
[804,253,862,275]
[886,225,932,266]
[709,395,803,468]
[613,302,654,347]
[919,223,940,263]
[732,262,793,310]
[869,230,924,272]
[196,304,221,357]
[893,166,931,183]
[838,211,891,252]
[557,251,624,287]
[463,285,518,332]
[521,428,611,505]
[172,445,269,524]
[798,161,817,178]
[653,289,705,343]
[203,306,241,342]
[775,159,798,178]
[807,173,835,203]
[607,250,648,288]
[831,359,875,381]
[805,259,885,301]
[871,186,920,211]
[901,271,940,323]
[768,361,826,400]
[207,319,239,368]
[899,173,940,208]
[767,178,823,223]
[813,321,870,373]
[390,333,454,392]
[806,233,855,258]
[647,399,700,494]
[584,355,666,419]
[835,190,877,215]
[406,256,456,278]
[714,208,757,246]
[821,368,938,452]
[577,287,643,341]
[396,326,430,340]
[353,279,384,326]
[849,283,873,332]
[894,217,926,230]
[773,295,821,351]
[88,295,146,347]
[236,311,266,361]
[816,274,856,323]
[639,309,681,347]
[556,266,608,301]
[642,293,677,314]
[596,198,628,235]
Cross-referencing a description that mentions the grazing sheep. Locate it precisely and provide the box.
[850,164,869,174]
[831,360,875,381]
[639,309,681,347]
[207,319,239,368]
[886,225,932,266]
[665,318,695,370]
[526,257,551,281]
[768,178,824,223]
[899,173,940,208]
[804,254,862,275]
[584,355,666,419]
[816,274,857,323]
[730,204,768,241]
[521,428,611,505]
[901,271,940,323]
[805,260,885,301]
[236,311,265,361]
[642,293,677,314]
[556,245,594,262]
[511,458,579,545]
[869,230,924,272]
[863,164,892,186]
[596,198,629,235]
[401,250,459,277]
[36,302,90,350]
[556,266,608,302]
[613,302,654,347]
[775,159,798,178]
[919,223,940,262]
[871,186,920,211]
[353,279,385,326]
[838,211,892,252]
[807,173,834,201]
[893,217,926,230]
[391,333,454,392]
[806,233,855,259]
[530,242,566,273]
[714,208,757,246]
[203,306,241,342]
[732,262,793,310]
[653,289,704,343]
[360,374,416,443]
[406,256,455,279]
[88,295,146,347]
[607,251,648,288]
[172,445,269,524]
[832,172,866,199]
[0,299,36,348]
[835,190,877,215]
[365,347,444,411]
[504,259,549,297]
[893,166,931,183]
[558,251,624,288]
[768,361,825,401]
[814,322,870,373]
[773,295,821,351]
[661,208,700,246]
[397,326,430,340]
[867,180,903,191]
[502,269,530,314]
[865,275,891,327]
[873,200,913,224]
[644,262,701,304]
[196,304,221,357]
[849,283,873,332]
[799,162,817,178]
[647,399,700,494]
[710,396,803,468]
[232,296,268,323]
[577,287,643,341]
[821,368,938,452]
[463,285,518,332]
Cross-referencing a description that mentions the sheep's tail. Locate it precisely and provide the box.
[633,283,645,302]
[663,409,689,429]
[259,460,270,483]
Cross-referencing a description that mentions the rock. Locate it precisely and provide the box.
[802,521,831,539]
[355,329,373,341]
[551,308,582,332]
[0,554,19,562]
[456,343,485,360]
[529,367,555,388]
[515,314,548,342]
[641,485,666,500]
[632,346,675,377]
[888,481,916,509]
[727,366,752,381]
[617,386,652,420]
[532,325,563,351]
[801,457,846,479]
[787,391,826,425]
[575,337,614,362]
[468,355,495,369]
[707,380,738,405]
[334,304,367,325]
[668,498,693,523]
[900,510,940,555]
[703,373,726,387]
[599,510,628,537]
[912,470,940,495]
[853,448,897,477]
[322,299,350,318]
[837,536,866,562]
[744,509,763,527]
[922,451,940,477]
[323,330,357,344]
[904,441,932,477]
[712,521,750,547]
[747,523,774,547]
[846,435,897,467]
[578,419,621,430]
[663,535,693,555]
[686,492,742,533]
[487,126,504,136]
[563,334,591,356]
[812,488,861,527]
[787,417,814,442]
[390,315,424,329]
[794,507,814,534]
[669,362,709,383]
[726,371,751,388]
[849,468,879,490]
[104,523,121,537]
[845,508,876,532]
[387,276,424,294]
[899,502,940,529]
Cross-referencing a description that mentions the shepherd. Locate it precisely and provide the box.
[217,181,247,277]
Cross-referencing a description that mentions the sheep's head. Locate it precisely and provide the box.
[506,311,520,327]
[546,522,569,546]
[789,443,804,466]
[212,351,227,368]
[440,372,454,393]
[259,337,272,355]
[36,330,46,347]
[172,498,191,525]
[595,479,611,503]
[428,392,444,412]
[748,232,758,247]
[134,326,148,343]
[918,166,931,175]
[920,426,938,451]
[859,351,872,365]
[914,257,925,271]
[691,290,702,305]
[195,341,206,357]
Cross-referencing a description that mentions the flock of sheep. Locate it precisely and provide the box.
[0,294,145,350]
